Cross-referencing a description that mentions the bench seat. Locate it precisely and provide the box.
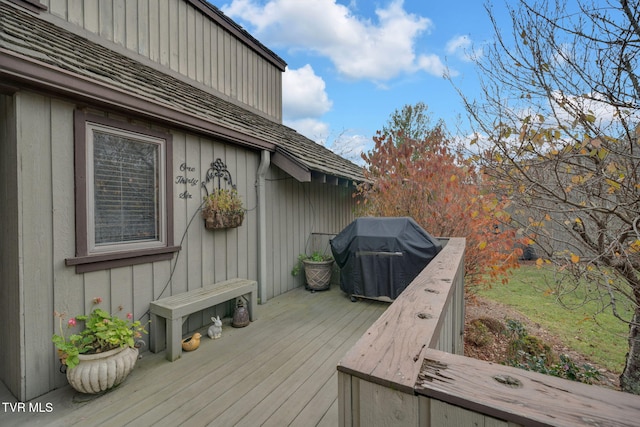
[149,278,257,361]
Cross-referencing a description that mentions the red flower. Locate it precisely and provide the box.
[67,318,77,327]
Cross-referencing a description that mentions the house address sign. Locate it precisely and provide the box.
[175,163,198,199]
[174,159,236,200]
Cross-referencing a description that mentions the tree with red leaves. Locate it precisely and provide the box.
[356,117,521,290]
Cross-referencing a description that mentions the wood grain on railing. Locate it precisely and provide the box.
[338,237,466,394]
[338,236,640,427]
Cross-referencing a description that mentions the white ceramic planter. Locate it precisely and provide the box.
[66,346,138,394]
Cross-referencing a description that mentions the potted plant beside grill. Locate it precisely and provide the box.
[291,252,334,291]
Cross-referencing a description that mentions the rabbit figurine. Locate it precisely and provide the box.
[207,315,222,339]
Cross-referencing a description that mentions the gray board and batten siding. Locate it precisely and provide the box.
[0,0,361,401]
[38,0,286,121]
[0,89,358,400]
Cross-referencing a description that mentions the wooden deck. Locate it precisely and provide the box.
[0,285,388,427]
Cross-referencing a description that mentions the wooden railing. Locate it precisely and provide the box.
[337,237,640,426]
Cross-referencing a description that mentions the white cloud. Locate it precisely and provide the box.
[446,35,482,62]
[281,65,333,143]
[457,131,493,157]
[329,132,370,165]
[446,35,470,55]
[416,54,452,78]
[549,91,640,131]
[221,0,447,80]
[282,65,332,120]
[284,117,331,143]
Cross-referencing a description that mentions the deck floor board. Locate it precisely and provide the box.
[0,285,387,427]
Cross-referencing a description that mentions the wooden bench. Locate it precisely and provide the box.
[149,278,257,361]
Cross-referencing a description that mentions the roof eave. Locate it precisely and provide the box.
[272,149,311,182]
[272,148,363,186]
[0,50,275,152]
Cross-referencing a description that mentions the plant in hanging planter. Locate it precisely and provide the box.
[291,251,335,291]
[52,298,148,393]
[202,188,245,229]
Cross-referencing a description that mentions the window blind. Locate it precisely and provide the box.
[93,131,160,245]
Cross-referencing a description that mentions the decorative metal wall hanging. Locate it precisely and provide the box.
[201,158,245,230]
[202,158,234,195]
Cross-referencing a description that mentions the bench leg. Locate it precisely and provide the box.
[150,314,166,354]
[249,289,257,321]
[167,317,183,361]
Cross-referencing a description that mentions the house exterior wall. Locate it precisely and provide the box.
[1,88,358,401]
[0,0,359,401]
[39,0,283,121]
[2,90,264,400]
[0,93,22,399]
[265,167,358,299]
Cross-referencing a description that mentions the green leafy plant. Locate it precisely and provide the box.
[52,297,148,370]
[203,188,243,214]
[202,188,244,229]
[507,352,601,385]
[549,354,602,384]
[502,318,601,384]
[466,319,494,347]
[291,251,333,276]
[504,318,528,341]
[504,319,554,364]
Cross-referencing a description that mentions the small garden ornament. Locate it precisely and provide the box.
[208,316,222,339]
[181,332,202,351]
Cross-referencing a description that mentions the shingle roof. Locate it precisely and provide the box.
[0,2,365,183]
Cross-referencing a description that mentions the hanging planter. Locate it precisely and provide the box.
[202,188,245,230]
[203,209,244,229]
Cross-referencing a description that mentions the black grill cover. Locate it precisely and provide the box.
[330,217,442,300]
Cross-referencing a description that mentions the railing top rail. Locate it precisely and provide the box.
[417,348,640,427]
[337,237,466,394]
[338,235,640,426]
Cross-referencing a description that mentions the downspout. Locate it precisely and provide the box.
[257,150,270,304]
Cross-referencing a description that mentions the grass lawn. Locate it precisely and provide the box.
[477,264,631,373]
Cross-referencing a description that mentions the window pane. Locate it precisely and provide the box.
[93,131,159,245]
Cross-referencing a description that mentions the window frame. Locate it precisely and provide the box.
[66,111,179,273]
[87,123,167,253]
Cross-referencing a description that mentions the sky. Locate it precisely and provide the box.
[216,0,509,163]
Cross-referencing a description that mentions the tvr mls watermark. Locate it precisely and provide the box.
[2,402,53,413]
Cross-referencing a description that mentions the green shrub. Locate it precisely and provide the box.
[475,316,506,334]
[503,318,601,384]
[466,319,494,347]
[478,265,626,373]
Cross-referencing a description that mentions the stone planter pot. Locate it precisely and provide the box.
[66,346,138,394]
[302,259,334,291]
